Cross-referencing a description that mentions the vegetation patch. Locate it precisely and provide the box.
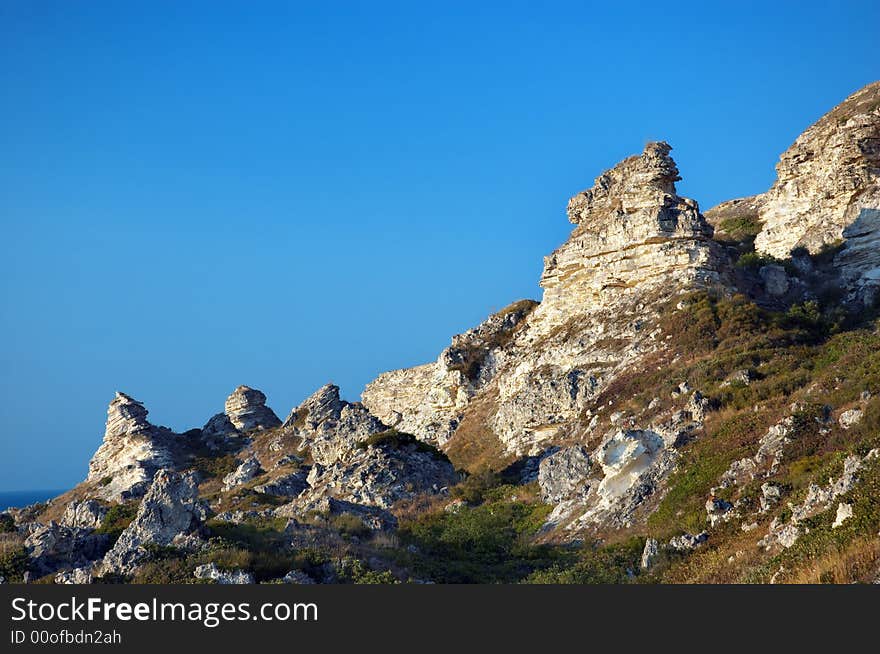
[94,501,140,542]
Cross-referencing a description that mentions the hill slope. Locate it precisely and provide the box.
[3,81,879,585]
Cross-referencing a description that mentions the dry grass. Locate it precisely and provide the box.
[443,386,513,474]
[785,537,880,584]
[35,484,96,522]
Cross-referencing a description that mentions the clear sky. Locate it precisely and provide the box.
[1,1,878,491]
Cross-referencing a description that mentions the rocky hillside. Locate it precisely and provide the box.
[2,81,879,585]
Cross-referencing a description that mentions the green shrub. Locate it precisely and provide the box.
[0,514,16,533]
[451,468,501,505]
[0,546,29,582]
[335,558,398,584]
[191,454,238,480]
[525,538,644,584]
[94,501,139,541]
[329,513,371,539]
[398,494,564,583]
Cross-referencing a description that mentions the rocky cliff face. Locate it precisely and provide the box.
[100,470,207,576]
[753,81,880,298]
[361,300,537,447]
[364,142,728,465]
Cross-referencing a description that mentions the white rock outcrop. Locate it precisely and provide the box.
[193,563,253,584]
[754,81,880,298]
[224,386,281,432]
[100,470,206,576]
[86,392,179,501]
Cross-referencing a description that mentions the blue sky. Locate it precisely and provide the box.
[1,1,878,491]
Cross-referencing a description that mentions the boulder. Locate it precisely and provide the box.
[224,386,281,432]
[839,408,863,430]
[193,563,253,584]
[100,470,206,576]
[641,538,659,570]
[60,500,108,530]
[537,446,592,503]
[668,532,708,552]
[222,456,263,491]
[832,502,853,529]
[759,264,790,297]
[25,523,110,576]
[254,471,309,497]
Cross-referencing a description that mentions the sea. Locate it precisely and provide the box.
[0,490,66,511]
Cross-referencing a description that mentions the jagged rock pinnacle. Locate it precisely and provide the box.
[224,385,281,432]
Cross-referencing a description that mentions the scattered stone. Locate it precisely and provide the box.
[721,369,753,387]
[706,497,734,527]
[213,509,274,524]
[282,570,315,584]
[668,532,708,552]
[760,450,878,550]
[223,456,263,491]
[839,408,864,430]
[194,563,254,585]
[641,538,659,570]
[759,265,790,296]
[832,503,853,528]
[55,567,93,585]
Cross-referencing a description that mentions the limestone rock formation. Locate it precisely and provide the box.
[25,523,110,576]
[60,500,108,530]
[537,141,726,326]
[272,383,459,514]
[253,471,309,497]
[200,412,240,447]
[362,300,537,447]
[537,446,592,503]
[224,385,281,432]
[23,81,880,584]
[100,470,206,576]
[299,441,458,510]
[364,143,729,463]
[287,384,387,465]
[86,392,180,501]
[754,81,880,296]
